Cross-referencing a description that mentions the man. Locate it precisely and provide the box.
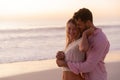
[56,8,110,80]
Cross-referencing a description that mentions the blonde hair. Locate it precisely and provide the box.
[65,18,81,49]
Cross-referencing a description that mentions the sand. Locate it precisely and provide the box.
[0,51,120,80]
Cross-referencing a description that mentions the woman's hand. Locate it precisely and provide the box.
[56,51,65,60]
[56,59,68,67]
[83,27,95,37]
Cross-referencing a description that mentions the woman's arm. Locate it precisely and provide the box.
[79,28,94,52]
[79,32,89,52]
[56,59,68,67]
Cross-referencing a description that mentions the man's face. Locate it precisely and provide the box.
[76,19,89,34]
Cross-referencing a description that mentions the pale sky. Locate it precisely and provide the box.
[0,0,119,29]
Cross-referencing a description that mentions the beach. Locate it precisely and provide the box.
[0,51,120,80]
[0,0,119,80]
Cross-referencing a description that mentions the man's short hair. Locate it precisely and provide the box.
[73,8,93,23]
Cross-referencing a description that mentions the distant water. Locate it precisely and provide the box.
[0,25,119,63]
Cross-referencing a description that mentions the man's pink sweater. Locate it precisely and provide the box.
[67,28,110,80]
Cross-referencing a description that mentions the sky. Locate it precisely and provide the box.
[0,0,119,29]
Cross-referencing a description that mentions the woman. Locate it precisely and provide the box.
[56,18,92,80]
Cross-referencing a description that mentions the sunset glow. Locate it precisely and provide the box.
[0,0,119,29]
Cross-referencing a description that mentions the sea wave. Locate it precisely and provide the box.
[0,25,119,63]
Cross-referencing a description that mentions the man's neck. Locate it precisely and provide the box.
[90,24,98,31]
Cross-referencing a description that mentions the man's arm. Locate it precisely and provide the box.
[67,33,110,74]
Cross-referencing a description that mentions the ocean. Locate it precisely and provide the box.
[0,25,120,63]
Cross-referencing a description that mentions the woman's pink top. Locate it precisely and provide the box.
[63,39,85,71]
[67,28,110,80]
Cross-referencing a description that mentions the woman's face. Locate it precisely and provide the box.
[67,23,80,40]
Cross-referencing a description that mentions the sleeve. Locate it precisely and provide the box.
[67,34,110,74]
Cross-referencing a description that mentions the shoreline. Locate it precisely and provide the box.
[0,50,120,80]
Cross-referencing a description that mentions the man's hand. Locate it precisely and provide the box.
[56,51,65,60]
[56,59,68,67]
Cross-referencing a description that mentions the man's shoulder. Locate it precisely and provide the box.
[94,28,106,38]
[88,28,109,45]
[93,28,109,43]
[89,28,110,50]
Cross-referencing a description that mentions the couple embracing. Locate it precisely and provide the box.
[56,8,110,80]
